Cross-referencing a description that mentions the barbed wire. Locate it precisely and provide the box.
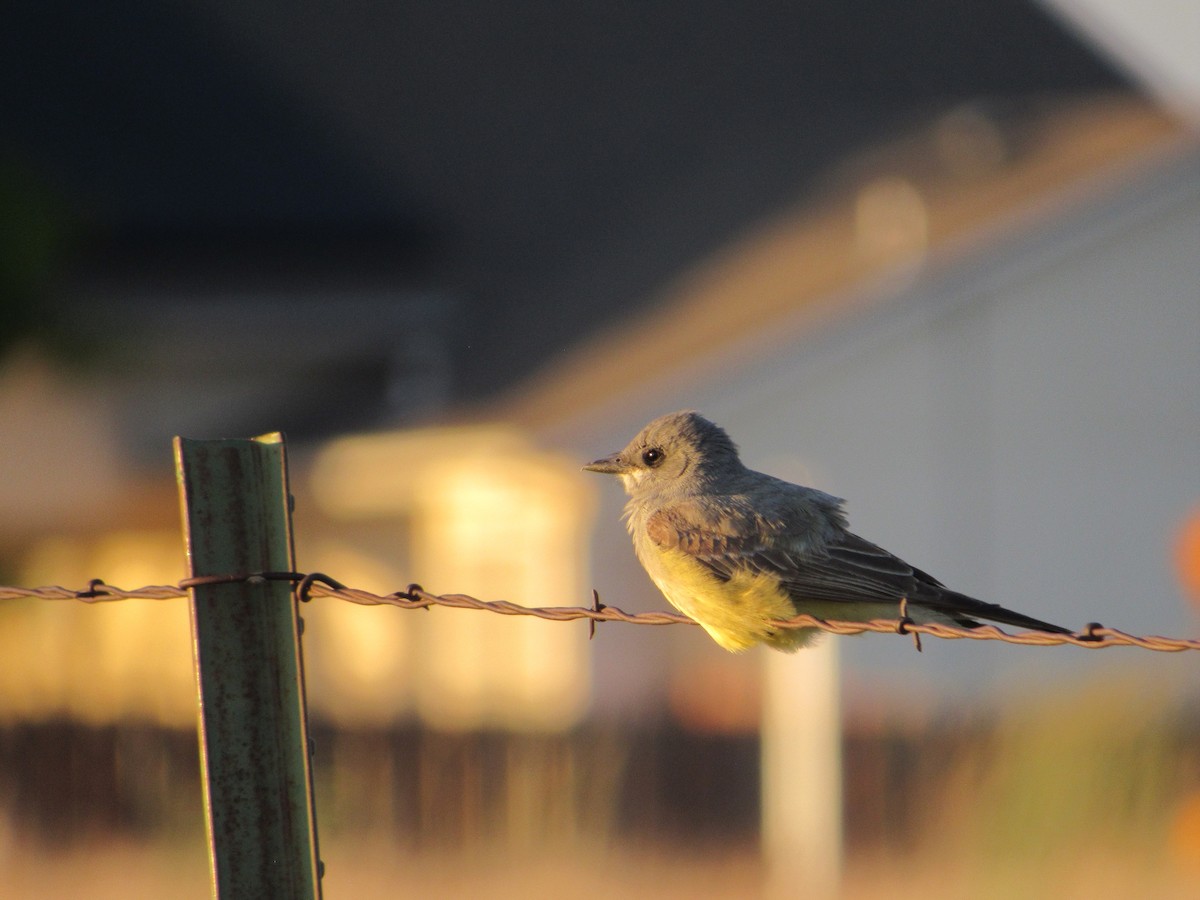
[2,573,1198,652]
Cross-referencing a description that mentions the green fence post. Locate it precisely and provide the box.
[175,433,322,900]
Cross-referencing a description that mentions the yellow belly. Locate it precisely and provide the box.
[642,546,815,652]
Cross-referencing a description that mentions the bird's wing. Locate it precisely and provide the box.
[798,530,945,601]
[647,501,1069,632]
[646,499,916,603]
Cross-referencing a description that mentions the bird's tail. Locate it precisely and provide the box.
[933,589,1072,634]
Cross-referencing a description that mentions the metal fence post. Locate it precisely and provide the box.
[175,433,322,900]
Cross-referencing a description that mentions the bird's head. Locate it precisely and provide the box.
[583,410,742,498]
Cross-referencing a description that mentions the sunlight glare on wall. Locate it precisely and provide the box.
[311,427,597,731]
[1,531,192,726]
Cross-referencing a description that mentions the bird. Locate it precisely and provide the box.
[583,410,1069,652]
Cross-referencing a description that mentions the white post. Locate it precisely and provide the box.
[761,637,842,899]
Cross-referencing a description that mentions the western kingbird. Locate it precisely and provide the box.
[584,410,1069,651]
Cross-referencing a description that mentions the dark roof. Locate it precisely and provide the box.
[1,0,1133,441]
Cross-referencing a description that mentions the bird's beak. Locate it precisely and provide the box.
[583,453,627,475]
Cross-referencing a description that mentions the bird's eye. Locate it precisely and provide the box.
[642,448,665,467]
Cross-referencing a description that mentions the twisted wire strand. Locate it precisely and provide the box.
[2,576,1197,652]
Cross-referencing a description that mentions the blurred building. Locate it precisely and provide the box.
[528,105,1199,709]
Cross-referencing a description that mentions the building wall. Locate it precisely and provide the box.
[564,149,1200,704]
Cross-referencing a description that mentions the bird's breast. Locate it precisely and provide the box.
[636,543,811,652]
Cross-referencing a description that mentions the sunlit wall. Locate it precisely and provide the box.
[306,426,596,731]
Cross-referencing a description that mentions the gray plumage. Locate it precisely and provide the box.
[584,410,1069,651]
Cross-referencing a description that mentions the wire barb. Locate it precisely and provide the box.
[896,597,922,652]
[589,589,607,640]
[79,579,110,599]
[2,575,1198,652]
